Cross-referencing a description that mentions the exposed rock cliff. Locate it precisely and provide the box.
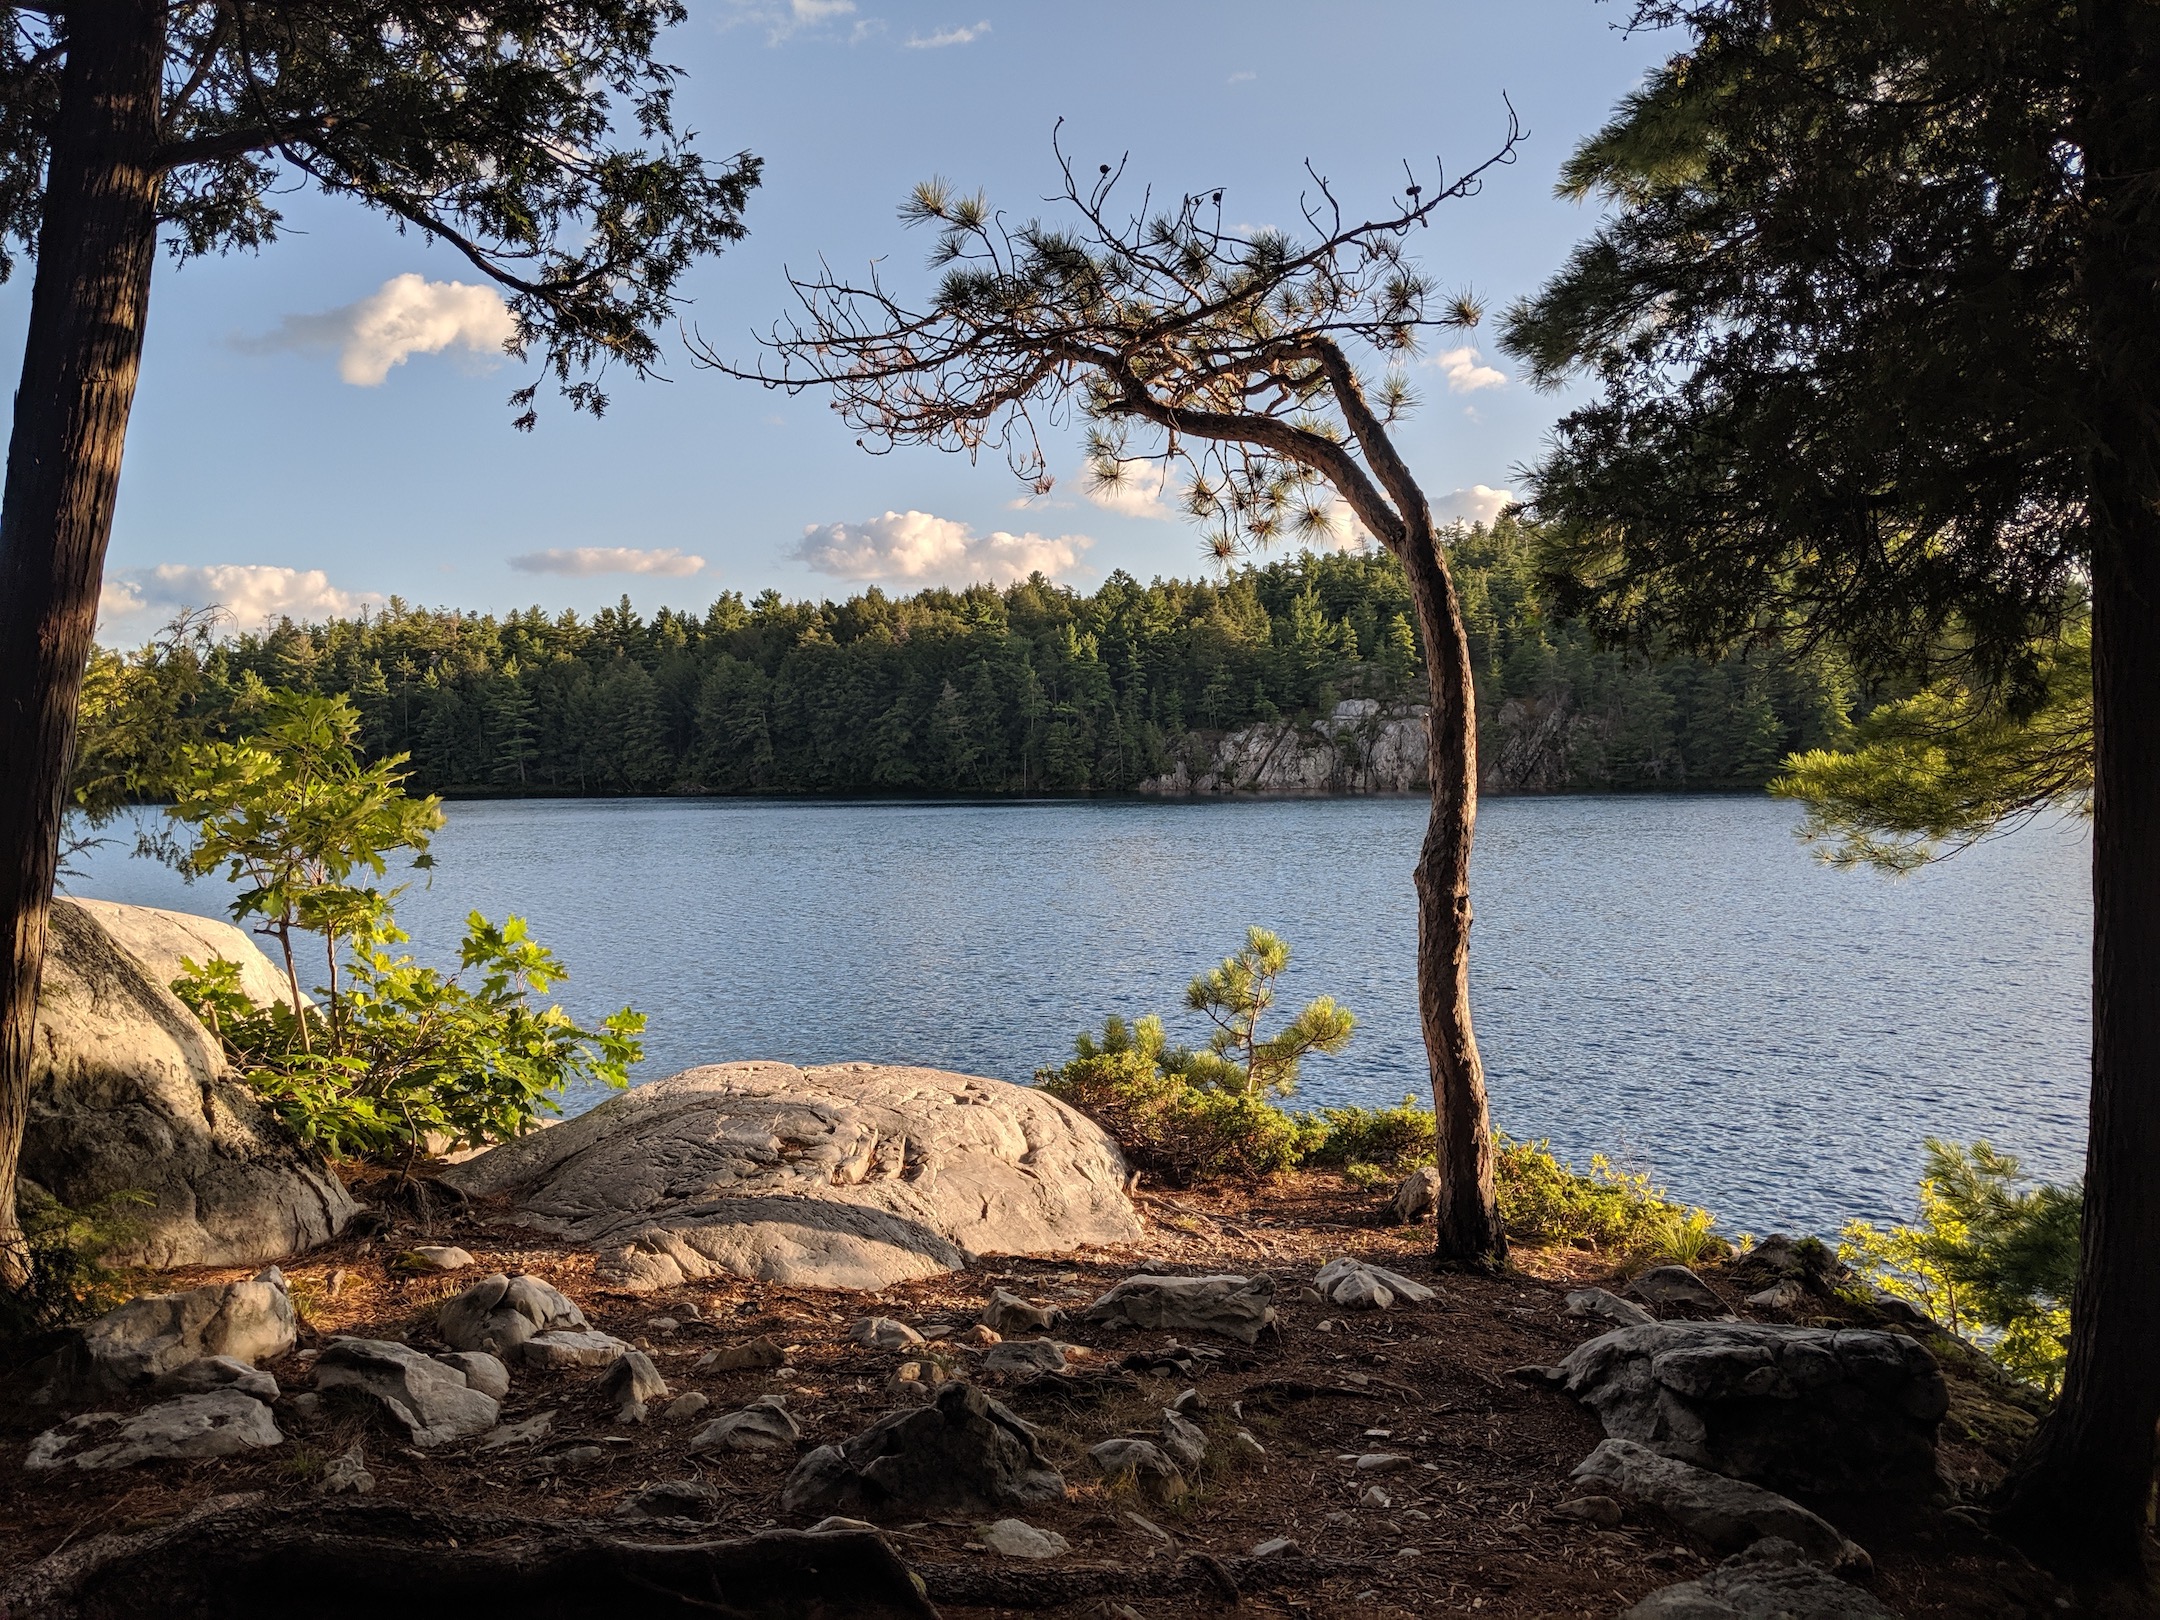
[1140,699,1430,795]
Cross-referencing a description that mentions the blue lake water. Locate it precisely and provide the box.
[63,794,2092,1239]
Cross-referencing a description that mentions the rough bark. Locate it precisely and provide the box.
[1399,520,1506,1266]
[1993,0,2160,1574]
[0,1,166,1286]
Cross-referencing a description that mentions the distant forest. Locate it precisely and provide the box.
[80,520,1861,799]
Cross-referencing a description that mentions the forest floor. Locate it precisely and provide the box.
[0,1173,2117,1619]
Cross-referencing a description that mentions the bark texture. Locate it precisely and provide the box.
[1993,0,2160,1573]
[0,1,166,1285]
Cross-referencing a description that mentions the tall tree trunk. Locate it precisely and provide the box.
[1994,0,2160,1574]
[1400,522,1506,1266]
[0,2,165,1287]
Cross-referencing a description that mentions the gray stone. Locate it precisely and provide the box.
[782,1381,1065,1518]
[1388,1165,1442,1225]
[1541,1322,1948,1496]
[519,1329,631,1370]
[25,900,354,1269]
[314,1337,500,1446]
[1231,1429,1266,1461]
[1250,1536,1302,1558]
[600,1349,669,1416]
[476,1410,555,1451]
[1573,1438,1871,1572]
[690,1395,801,1454]
[151,1354,277,1402]
[983,1338,1068,1375]
[317,1442,374,1496]
[395,1245,474,1273]
[440,1062,1143,1291]
[1088,1437,1186,1502]
[699,1336,788,1371]
[1623,1539,1898,1619]
[27,1389,284,1470]
[663,1391,712,1422]
[433,1351,511,1401]
[1159,1409,1208,1470]
[1554,1494,1625,1529]
[47,1268,296,1403]
[1748,1280,1809,1313]
[1566,1287,1655,1329]
[851,1316,924,1349]
[620,1479,718,1520]
[1081,1273,1277,1345]
[1314,1257,1434,1311]
[1627,1266,1732,1318]
[980,1519,1069,1559]
[437,1273,587,1358]
[807,1516,880,1535]
[981,1289,1061,1335]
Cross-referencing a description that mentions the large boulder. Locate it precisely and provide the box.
[27,1388,284,1471]
[26,899,354,1267]
[1572,1438,1870,1572]
[314,1338,501,1446]
[1623,1539,1896,1619]
[42,1267,296,1403]
[442,1062,1143,1291]
[67,898,303,1011]
[1541,1322,1948,1497]
[781,1382,1065,1518]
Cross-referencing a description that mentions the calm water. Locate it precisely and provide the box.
[64,795,2092,1238]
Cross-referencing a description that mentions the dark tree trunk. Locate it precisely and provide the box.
[0,1,165,1286]
[1993,0,2160,1576]
[1400,521,1506,1266]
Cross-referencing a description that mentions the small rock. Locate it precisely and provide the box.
[1314,1257,1435,1311]
[285,1392,322,1419]
[1388,1166,1442,1225]
[438,1273,587,1358]
[1565,1287,1655,1328]
[980,1518,1070,1559]
[1360,1485,1392,1509]
[543,1444,609,1472]
[315,1337,499,1446]
[1624,1265,1730,1318]
[1747,1279,1809,1312]
[783,1382,1065,1518]
[983,1339,1068,1375]
[807,1516,880,1535]
[317,1442,375,1496]
[476,1410,555,1451]
[395,1245,475,1273]
[28,1389,285,1470]
[1573,1438,1872,1573]
[981,1289,1062,1336]
[689,1395,801,1453]
[1170,1387,1206,1414]
[151,1355,278,1402]
[519,1329,632,1370]
[600,1349,669,1417]
[1081,1274,1276,1345]
[1231,1429,1266,1461]
[1088,1437,1187,1502]
[850,1316,924,1349]
[1160,1409,1209,1471]
[1622,1538,1897,1619]
[646,1317,681,1333]
[1354,1453,1412,1473]
[663,1391,712,1423]
[964,1324,1002,1345]
[620,1478,718,1520]
[433,1351,511,1401]
[1125,1512,1174,1545]
[1250,1536,1301,1558]
[698,1336,788,1372]
[1555,1493,1625,1529]
[891,1359,954,1389]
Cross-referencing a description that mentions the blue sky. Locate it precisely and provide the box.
[10,1,1671,643]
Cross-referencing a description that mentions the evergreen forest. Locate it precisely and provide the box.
[79,520,1859,801]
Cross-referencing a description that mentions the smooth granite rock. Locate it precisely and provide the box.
[441,1062,1143,1291]
[28,1389,283,1470]
[25,901,354,1268]
[314,1337,500,1446]
[1082,1273,1277,1345]
[437,1273,588,1358]
[1573,1438,1871,1572]
[46,1267,295,1402]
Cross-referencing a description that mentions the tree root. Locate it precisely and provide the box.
[917,1552,1379,1607]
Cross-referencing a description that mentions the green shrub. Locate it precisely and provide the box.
[1299,1096,1437,1170]
[1,1189,150,1338]
[1493,1133,1728,1261]
[1839,1139,2078,1393]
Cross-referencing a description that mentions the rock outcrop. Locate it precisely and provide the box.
[1140,700,1430,795]
[443,1062,1143,1291]
[26,899,354,1268]
[1540,1322,1948,1496]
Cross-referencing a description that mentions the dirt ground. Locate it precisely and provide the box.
[0,1173,2115,1618]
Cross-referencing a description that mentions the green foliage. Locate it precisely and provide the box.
[175,913,643,1162]
[1840,1140,2080,1392]
[0,1189,150,1338]
[76,535,1859,800]
[1168,927,1353,1099]
[1036,1015,1322,1184]
[1772,625,2092,872]
[1492,1134,1728,1263]
[1299,1096,1436,1170]
[167,692,443,1027]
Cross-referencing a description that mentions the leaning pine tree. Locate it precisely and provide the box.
[707,121,1521,1263]
[0,1,760,1286]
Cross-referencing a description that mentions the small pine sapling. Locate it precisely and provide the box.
[1170,927,1354,1100]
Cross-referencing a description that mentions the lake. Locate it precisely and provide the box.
[62,793,2092,1239]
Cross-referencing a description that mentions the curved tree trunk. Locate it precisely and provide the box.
[1398,520,1506,1266]
[0,1,165,1286]
[1994,1,2160,1570]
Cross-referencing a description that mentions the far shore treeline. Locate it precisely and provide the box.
[80,519,1860,800]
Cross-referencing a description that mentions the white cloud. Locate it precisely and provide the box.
[509,546,707,578]
[906,18,987,46]
[97,565,383,642]
[725,0,865,43]
[1227,69,1256,84]
[1438,484,1515,527]
[793,510,1091,586]
[241,273,516,386]
[1431,344,1507,394]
